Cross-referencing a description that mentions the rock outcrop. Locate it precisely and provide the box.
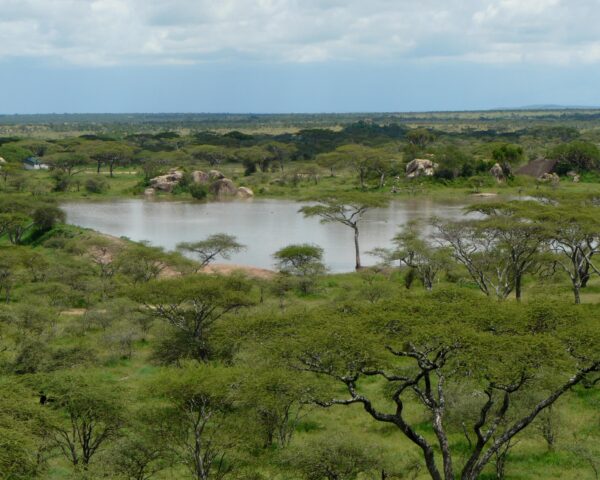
[210,178,238,196]
[237,186,254,198]
[567,171,581,183]
[516,158,558,178]
[149,169,250,197]
[149,169,184,192]
[208,170,226,180]
[538,172,560,185]
[489,163,505,183]
[192,170,209,184]
[406,158,437,178]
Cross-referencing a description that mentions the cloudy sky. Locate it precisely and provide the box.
[1,0,600,113]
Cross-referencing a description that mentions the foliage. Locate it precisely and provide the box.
[280,435,380,479]
[177,234,245,269]
[84,176,109,194]
[189,182,208,199]
[273,243,325,294]
[549,141,600,174]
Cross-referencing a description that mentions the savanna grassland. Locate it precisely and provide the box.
[1,111,600,480]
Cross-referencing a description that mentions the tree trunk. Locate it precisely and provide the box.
[574,284,581,304]
[359,170,366,189]
[379,172,385,189]
[432,410,454,480]
[354,227,361,270]
[515,274,522,302]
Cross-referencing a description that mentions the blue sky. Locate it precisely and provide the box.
[1,0,600,113]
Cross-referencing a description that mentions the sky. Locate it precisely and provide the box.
[1,0,600,113]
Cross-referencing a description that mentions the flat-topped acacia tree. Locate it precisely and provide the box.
[300,195,386,270]
[83,141,134,177]
[177,233,246,271]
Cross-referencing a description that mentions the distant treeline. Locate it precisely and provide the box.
[4,109,600,134]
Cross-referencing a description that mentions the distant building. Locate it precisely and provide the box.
[23,156,49,170]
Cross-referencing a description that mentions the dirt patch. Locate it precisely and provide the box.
[201,263,276,280]
[61,308,87,316]
[471,192,498,198]
[159,265,182,278]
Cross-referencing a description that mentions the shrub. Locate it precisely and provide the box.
[189,183,208,200]
[549,141,600,174]
[33,205,65,232]
[85,176,109,194]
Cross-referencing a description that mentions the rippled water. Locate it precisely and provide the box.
[62,198,471,272]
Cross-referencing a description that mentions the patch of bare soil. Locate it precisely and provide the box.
[471,192,498,197]
[60,308,87,316]
[201,263,276,280]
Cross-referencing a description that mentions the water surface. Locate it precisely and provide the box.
[62,198,470,272]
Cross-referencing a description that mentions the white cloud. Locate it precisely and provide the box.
[0,0,599,66]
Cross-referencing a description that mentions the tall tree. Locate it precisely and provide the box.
[149,365,239,480]
[300,195,385,270]
[84,141,133,177]
[435,202,546,300]
[131,276,254,363]
[177,234,245,270]
[372,220,451,290]
[41,371,124,469]
[273,243,326,294]
[533,204,600,304]
[45,153,87,177]
[190,145,232,168]
[265,141,296,172]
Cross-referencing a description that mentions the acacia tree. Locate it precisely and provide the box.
[273,243,325,294]
[406,128,435,148]
[315,145,388,189]
[434,202,546,300]
[236,146,273,173]
[533,205,600,304]
[0,213,32,245]
[86,142,133,177]
[42,371,124,469]
[285,292,600,480]
[300,196,385,270]
[466,202,547,301]
[190,145,231,167]
[117,244,168,284]
[177,234,245,270]
[149,365,239,480]
[370,154,396,189]
[371,220,451,290]
[131,276,254,363]
[265,141,296,172]
[239,367,313,448]
[45,153,87,176]
[0,377,50,479]
[316,151,344,177]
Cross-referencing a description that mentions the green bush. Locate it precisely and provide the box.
[85,176,109,194]
[189,183,208,199]
[33,205,65,232]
